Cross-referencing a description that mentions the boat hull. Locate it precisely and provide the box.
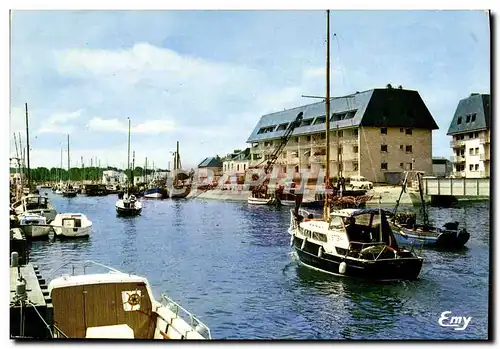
[20,224,52,239]
[392,226,470,248]
[53,225,91,238]
[116,199,142,216]
[62,191,78,198]
[291,234,423,281]
[16,208,57,223]
[143,188,169,199]
[247,196,278,205]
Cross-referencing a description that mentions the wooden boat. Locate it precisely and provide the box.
[390,171,470,249]
[11,194,57,223]
[116,194,142,216]
[18,213,52,239]
[51,213,92,238]
[48,261,211,339]
[289,208,423,281]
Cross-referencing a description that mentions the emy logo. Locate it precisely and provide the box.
[438,311,472,331]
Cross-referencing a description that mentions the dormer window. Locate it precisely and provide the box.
[457,117,462,125]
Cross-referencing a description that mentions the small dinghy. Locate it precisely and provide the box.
[51,213,92,238]
[18,213,52,239]
[116,194,142,216]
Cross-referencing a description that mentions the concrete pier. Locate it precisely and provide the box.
[10,228,28,265]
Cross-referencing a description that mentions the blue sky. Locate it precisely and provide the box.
[10,10,490,170]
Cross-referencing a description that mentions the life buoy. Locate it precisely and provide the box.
[339,262,347,274]
[301,238,307,250]
[317,246,323,258]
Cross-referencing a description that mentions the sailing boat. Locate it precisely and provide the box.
[170,141,190,199]
[62,134,77,197]
[116,118,142,216]
[390,170,470,248]
[288,10,423,281]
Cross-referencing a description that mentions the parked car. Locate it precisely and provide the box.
[348,175,373,190]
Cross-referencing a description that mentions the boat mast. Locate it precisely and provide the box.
[127,117,131,188]
[67,134,70,183]
[60,147,63,182]
[25,103,31,190]
[323,10,331,221]
[177,141,180,169]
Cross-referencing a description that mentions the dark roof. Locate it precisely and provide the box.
[247,88,438,143]
[446,94,490,135]
[223,148,250,161]
[198,157,222,168]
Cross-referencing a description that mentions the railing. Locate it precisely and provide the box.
[480,153,490,161]
[160,294,211,339]
[452,155,466,163]
[450,139,466,148]
[479,135,490,144]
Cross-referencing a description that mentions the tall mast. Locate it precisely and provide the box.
[176,141,180,170]
[323,10,331,221]
[60,148,63,181]
[25,103,31,190]
[67,134,70,182]
[127,117,131,186]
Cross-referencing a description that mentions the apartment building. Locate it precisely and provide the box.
[197,157,223,180]
[447,93,491,178]
[246,87,439,183]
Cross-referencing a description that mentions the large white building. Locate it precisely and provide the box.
[102,170,127,185]
[447,93,490,178]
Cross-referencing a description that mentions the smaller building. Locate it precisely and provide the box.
[102,170,127,185]
[432,157,452,178]
[222,148,251,184]
[197,157,223,181]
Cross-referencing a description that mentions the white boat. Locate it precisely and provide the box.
[18,213,52,239]
[116,194,142,216]
[247,195,279,205]
[11,194,57,222]
[51,213,92,238]
[48,261,211,339]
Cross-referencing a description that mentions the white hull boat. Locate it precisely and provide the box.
[51,213,92,238]
[18,213,52,239]
[11,194,57,223]
[48,261,211,339]
[247,195,278,205]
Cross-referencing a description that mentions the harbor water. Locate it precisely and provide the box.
[29,190,489,340]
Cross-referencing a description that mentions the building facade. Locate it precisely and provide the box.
[246,87,438,183]
[102,170,127,185]
[222,148,250,178]
[197,157,223,181]
[447,93,490,178]
[432,157,453,178]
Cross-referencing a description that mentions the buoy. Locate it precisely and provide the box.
[301,238,307,250]
[339,262,347,274]
[16,278,27,301]
[317,246,323,258]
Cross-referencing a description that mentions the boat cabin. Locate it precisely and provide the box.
[13,195,50,211]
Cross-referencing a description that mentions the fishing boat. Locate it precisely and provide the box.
[18,213,52,239]
[390,170,470,248]
[289,207,423,281]
[11,194,57,223]
[51,213,92,238]
[116,194,142,216]
[48,260,211,339]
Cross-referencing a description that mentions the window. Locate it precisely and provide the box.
[466,114,471,123]
[306,135,311,141]
[307,165,311,170]
[264,141,272,147]
[294,137,299,143]
[405,128,412,135]
[407,162,413,170]
[400,128,404,133]
[400,145,404,150]
[320,133,326,139]
[381,145,388,152]
[299,119,313,127]
[469,164,474,171]
[475,148,479,155]
[237,164,239,171]
[475,164,479,171]
[474,132,479,138]
[338,145,343,154]
[471,114,476,122]
[380,127,387,134]
[353,162,358,171]
[313,116,326,125]
[457,117,462,125]
[277,123,289,131]
[381,162,388,170]
[353,128,359,136]
[405,145,412,153]
[469,148,474,156]
[353,145,359,153]
[469,132,474,139]
[400,162,404,169]
[338,130,343,138]
[283,166,286,174]
[243,164,246,170]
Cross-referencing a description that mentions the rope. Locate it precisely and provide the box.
[27,300,53,338]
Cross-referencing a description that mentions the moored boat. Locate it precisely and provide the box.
[289,208,423,281]
[18,213,52,239]
[11,194,57,223]
[51,213,92,238]
[143,187,169,199]
[48,260,211,339]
